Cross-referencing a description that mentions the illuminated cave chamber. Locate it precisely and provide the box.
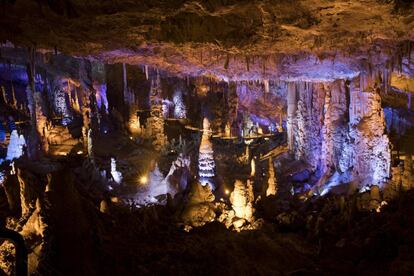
[1,40,414,273]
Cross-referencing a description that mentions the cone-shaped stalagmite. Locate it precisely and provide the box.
[266,157,278,196]
[230,179,254,224]
[198,118,216,188]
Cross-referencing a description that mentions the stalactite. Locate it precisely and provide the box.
[287,82,297,151]
[11,81,17,109]
[122,64,140,136]
[82,90,91,152]
[122,63,128,102]
[1,85,8,104]
[228,82,238,135]
[93,83,109,114]
[25,47,41,160]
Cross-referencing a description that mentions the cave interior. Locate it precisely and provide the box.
[1,0,414,275]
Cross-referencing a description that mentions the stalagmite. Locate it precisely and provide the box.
[34,91,48,152]
[17,168,38,217]
[402,156,413,190]
[224,122,231,137]
[278,113,283,132]
[137,163,177,204]
[26,55,42,160]
[146,72,167,150]
[266,157,277,196]
[87,129,94,162]
[53,81,72,125]
[198,118,216,188]
[230,180,255,227]
[263,79,269,94]
[181,181,215,228]
[6,130,26,161]
[173,89,187,119]
[110,158,123,184]
[250,158,256,177]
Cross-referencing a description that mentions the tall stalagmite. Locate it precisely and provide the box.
[266,157,278,196]
[198,118,216,188]
[146,72,167,150]
[230,179,255,224]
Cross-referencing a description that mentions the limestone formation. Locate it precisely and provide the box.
[288,79,391,189]
[402,156,413,190]
[6,130,26,161]
[266,157,278,196]
[230,180,255,226]
[181,182,216,228]
[198,118,216,187]
[110,158,123,184]
[146,73,167,151]
[17,169,38,217]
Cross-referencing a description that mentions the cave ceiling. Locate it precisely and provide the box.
[0,0,413,81]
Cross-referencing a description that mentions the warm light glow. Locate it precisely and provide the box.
[139,175,148,184]
[225,189,230,195]
[77,150,83,154]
